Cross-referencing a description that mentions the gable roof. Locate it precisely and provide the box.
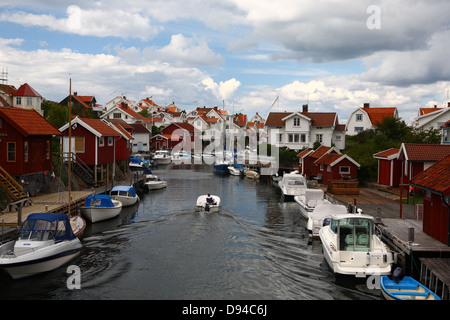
[410,154,450,196]
[0,106,60,136]
[373,148,400,160]
[399,143,450,162]
[363,107,397,126]
[297,148,314,159]
[315,153,360,168]
[59,117,120,137]
[266,111,339,127]
[12,83,42,98]
[419,107,443,116]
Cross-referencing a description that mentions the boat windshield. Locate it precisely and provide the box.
[332,217,372,252]
[19,219,56,241]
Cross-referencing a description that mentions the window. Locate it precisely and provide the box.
[443,129,450,143]
[315,134,323,143]
[327,165,331,172]
[335,135,341,141]
[24,141,28,162]
[99,137,104,147]
[113,113,121,119]
[339,166,350,174]
[354,127,364,134]
[293,117,300,127]
[75,137,85,153]
[27,97,33,106]
[356,114,363,121]
[301,134,306,143]
[278,133,283,142]
[7,142,15,162]
[288,134,300,143]
[108,136,113,146]
[16,97,22,105]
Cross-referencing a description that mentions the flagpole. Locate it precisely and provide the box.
[68,78,72,216]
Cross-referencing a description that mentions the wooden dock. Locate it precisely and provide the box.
[0,190,93,227]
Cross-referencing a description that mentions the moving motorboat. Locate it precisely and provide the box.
[110,185,140,207]
[319,212,394,278]
[306,200,348,238]
[144,174,167,190]
[381,268,441,300]
[0,213,82,279]
[153,150,172,164]
[80,194,123,223]
[278,172,307,201]
[294,189,325,218]
[196,194,221,212]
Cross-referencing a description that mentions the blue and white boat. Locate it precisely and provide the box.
[110,185,140,207]
[381,270,441,300]
[0,213,82,279]
[80,194,123,223]
[129,157,145,170]
[228,163,245,176]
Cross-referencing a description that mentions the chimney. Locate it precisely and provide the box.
[74,92,77,96]
[363,103,370,108]
[448,102,450,108]
[302,104,308,113]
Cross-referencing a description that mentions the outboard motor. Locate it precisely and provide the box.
[393,267,403,284]
[205,203,210,212]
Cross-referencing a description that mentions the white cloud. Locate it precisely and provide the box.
[201,77,241,101]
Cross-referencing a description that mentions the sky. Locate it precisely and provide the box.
[0,0,449,124]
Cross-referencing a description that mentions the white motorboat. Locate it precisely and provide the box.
[319,212,394,278]
[110,185,140,207]
[306,200,348,238]
[294,189,325,219]
[80,194,123,223]
[144,174,167,190]
[228,163,244,176]
[196,194,221,212]
[153,150,172,164]
[172,151,191,164]
[278,172,307,201]
[0,213,82,279]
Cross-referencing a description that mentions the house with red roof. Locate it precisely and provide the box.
[410,154,450,245]
[442,120,450,145]
[150,133,181,150]
[413,103,450,140]
[297,145,340,178]
[59,117,122,185]
[373,148,401,187]
[155,122,200,151]
[101,102,146,124]
[346,103,398,135]
[12,83,44,115]
[0,106,60,177]
[266,104,345,151]
[314,153,360,185]
[129,123,151,154]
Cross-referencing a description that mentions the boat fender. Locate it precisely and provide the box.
[393,267,403,284]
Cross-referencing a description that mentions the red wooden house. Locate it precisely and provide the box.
[0,106,60,176]
[151,122,199,151]
[297,145,340,179]
[59,117,121,184]
[373,148,401,187]
[314,153,360,185]
[410,154,450,246]
[150,134,181,150]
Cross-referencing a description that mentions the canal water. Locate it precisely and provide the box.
[0,164,381,300]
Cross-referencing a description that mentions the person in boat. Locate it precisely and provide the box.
[206,194,215,205]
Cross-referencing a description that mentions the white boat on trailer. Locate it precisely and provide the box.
[196,194,221,212]
[0,213,82,279]
[319,212,394,278]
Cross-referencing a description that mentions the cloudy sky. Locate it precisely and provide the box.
[0,0,449,124]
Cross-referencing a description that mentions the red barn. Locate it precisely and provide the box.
[0,106,60,176]
[410,154,450,245]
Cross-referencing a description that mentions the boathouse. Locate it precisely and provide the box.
[314,153,360,186]
[161,123,200,151]
[373,148,401,187]
[297,145,340,180]
[410,154,450,246]
[59,117,121,185]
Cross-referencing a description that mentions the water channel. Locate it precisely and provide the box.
[0,164,381,300]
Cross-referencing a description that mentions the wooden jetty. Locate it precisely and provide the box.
[0,190,93,227]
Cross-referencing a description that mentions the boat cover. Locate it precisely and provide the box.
[111,186,137,197]
[129,158,143,164]
[85,194,114,208]
[21,213,76,242]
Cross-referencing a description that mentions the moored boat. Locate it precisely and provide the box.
[80,194,123,223]
[228,163,244,176]
[305,200,348,238]
[245,169,260,179]
[278,172,307,201]
[0,213,82,279]
[381,268,441,300]
[153,150,172,164]
[109,185,140,207]
[144,174,167,190]
[319,212,394,278]
[294,188,325,218]
[70,215,86,238]
[196,194,221,212]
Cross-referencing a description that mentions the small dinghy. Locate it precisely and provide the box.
[381,267,441,300]
[196,194,221,212]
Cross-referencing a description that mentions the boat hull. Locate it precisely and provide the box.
[196,195,221,212]
[110,195,139,207]
[145,181,167,190]
[80,201,122,223]
[0,240,81,279]
[154,157,171,164]
[381,276,441,300]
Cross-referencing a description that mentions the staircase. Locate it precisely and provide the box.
[0,165,29,201]
[63,152,97,187]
